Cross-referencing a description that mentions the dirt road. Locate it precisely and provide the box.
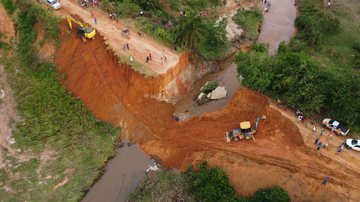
[55,0,180,75]
[55,30,360,201]
[257,0,297,54]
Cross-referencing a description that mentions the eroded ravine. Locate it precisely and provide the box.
[55,29,360,201]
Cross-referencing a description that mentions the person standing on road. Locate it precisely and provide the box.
[126,43,129,50]
[312,126,317,134]
[321,177,330,185]
[319,129,325,137]
[149,53,152,61]
[314,137,320,145]
[337,144,344,154]
[94,17,97,24]
[317,141,323,151]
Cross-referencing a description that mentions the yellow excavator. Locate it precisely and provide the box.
[66,16,96,42]
[225,115,266,142]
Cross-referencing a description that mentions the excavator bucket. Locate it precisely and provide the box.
[253,115,266,131]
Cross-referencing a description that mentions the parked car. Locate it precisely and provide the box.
[345,139,360,151]
[45,0,61,10]
[322,118,350,136]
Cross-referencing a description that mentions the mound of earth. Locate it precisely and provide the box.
[55,25,360,201]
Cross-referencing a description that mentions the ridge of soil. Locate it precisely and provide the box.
[55,27,360,201]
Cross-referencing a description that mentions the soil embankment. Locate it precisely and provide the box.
[55,27,360,201]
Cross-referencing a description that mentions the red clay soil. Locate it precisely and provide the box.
[55,27,360,201]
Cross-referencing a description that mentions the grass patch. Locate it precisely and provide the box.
[135,17,175,46]
[295,0,360,71]
[233,8,263,40]
[117,54,158,77]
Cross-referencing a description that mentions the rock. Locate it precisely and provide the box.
[209,86,227,100]
[197,92,207,102]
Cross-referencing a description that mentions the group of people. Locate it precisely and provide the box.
[145,51,167,64]
[80,0,99,8]
[312,125,344,154]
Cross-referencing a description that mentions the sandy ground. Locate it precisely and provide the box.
[55,30,360,201]
[257,0,297,54]
[53,0,180,75]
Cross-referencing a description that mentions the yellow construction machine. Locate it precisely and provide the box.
[225,115,266,142]
[66,16,96,42]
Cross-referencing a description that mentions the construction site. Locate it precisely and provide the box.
[1,0,360,201]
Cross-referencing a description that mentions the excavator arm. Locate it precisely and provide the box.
[252,115,266,132]
[66,16,96,40]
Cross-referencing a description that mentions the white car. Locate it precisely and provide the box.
[322,118,350,136]
[45,0,61,10]
[345,139,360,151]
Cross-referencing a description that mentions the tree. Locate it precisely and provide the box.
[175,15,208,55]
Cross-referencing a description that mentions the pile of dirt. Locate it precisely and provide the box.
[55,25,360,201]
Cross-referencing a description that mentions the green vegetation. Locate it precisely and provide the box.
[102,0,228,60]
[295,0,360,70]
[135,17,175,45]
[249,186,291,202]
[130,169,196,201]
[233,8,262,40]
[130,161,290,202]
[236,0,360,135]
[175,14,227,60]
[182,0,221,10]
[235,43,360,133]
[184,161,240,202]
[1,0,15,15]
[0,32,10,52]
[0,1,119,200]
[201,81,219,93]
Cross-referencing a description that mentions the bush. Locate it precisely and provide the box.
[249,186,290,202]
[115,1,141,18]
[185,162,240,202]
[235,47,360,133]
[252,43,268,53]
[135,17,175,45]
[294,0,340,47]
[201,81,218,93]
[1,0,15,15]
[232,8,262,40]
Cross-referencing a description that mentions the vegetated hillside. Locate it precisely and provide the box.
[236,0,360,135]
[130,162,290,202]
[101,0,230,60]
[0,0,119,201]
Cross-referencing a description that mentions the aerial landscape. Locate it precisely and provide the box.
[0,0,359,201]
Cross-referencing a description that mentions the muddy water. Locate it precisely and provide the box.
[174,63,240,121]
[82,142,154,202]
[257,0,297,54]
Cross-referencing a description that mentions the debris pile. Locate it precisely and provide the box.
[195,81,228,105]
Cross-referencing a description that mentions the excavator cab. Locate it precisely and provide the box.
[225,115,266,143]
[240,121,253,140]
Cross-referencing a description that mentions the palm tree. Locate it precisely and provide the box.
[175,15,208,55]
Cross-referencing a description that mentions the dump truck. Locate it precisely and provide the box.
[225,115,266,142]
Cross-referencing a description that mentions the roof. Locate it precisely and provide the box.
[240,121,251,129]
